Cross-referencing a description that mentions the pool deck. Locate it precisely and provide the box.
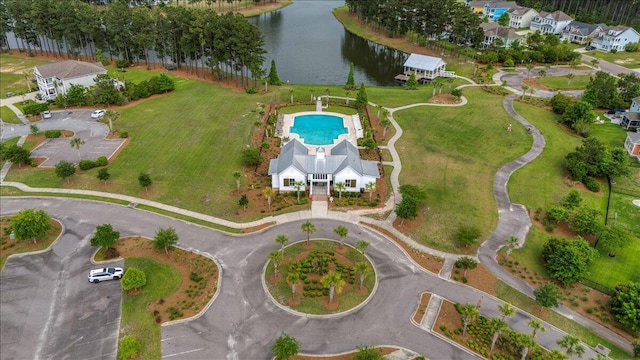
[280,111,358,155]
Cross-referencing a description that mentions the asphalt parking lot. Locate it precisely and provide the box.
[25,110,126,167]
[0,217,123,360]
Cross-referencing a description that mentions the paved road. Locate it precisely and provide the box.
[0,203,123,360]
[1,109,108,142]
[1,198,600,360]
[581,54,639,76]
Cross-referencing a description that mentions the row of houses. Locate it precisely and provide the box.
[467,0,640,52]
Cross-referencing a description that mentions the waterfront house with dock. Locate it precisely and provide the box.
[395,54,454,83]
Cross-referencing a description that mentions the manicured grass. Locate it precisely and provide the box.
[0,106,21,124]
[508,226,551,279]
[120,257,181,360]
[587,227,640,289]
[589,122,629,148]
[4,79,280,221]
[508,102,603,211]
[134,204,242,234]
[495,281,631,360]
[538,75,591,90]
[106,65,171,84]
[0,54,51,98]
[584,50,640,69]
[393,88,532,253]
[278,104,358,115]
[265,240,375,314]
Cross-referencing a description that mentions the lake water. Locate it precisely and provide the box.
[249,0,407,86]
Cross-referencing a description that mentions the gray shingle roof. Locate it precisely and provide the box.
[403,54,446,72]
[268,139,380,178]
[484,1,517,9]
[627,131,640,144]
[564,21,605,36]
[35,60,106,80]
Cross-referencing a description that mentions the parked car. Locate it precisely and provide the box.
[88,267,123,283]
[41,110,52,119]
[91,109,106,119]
[585,45,596,51]
[165,65,177,71]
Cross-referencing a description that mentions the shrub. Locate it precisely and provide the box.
[96,156,108,166]
[118,335,141,360]
[120,131,128,138]
[625,42,639,52]
[583,177,600,192]
[115,59,129,69]
[246,87,258,94]
[23,102,49,116]
[44,130,62,138]
[79,160,96,170]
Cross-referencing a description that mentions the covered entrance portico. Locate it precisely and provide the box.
[309,173,331,195]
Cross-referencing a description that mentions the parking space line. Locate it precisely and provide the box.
[163,348,204,358]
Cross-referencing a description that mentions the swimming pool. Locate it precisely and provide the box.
[290,114,348,146]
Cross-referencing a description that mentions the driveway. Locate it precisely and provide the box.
[0,206,123,360]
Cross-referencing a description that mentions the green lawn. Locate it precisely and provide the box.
[495,281,631,360]
[589,122,628,148]
[120,257,182,360]
[508,102,604,211]
[584,50,640,69]
[4,79,283,221]
[0,54,51,98]
[393,87,532,253]
[0,106,21,124]
[538,75,591,91]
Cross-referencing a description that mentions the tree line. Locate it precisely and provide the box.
[0,0,266,87]
[345,0,640,38]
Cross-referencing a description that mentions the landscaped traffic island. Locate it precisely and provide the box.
[265,240,376,315]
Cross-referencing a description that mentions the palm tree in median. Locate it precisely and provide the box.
[505,236,519,258]
[333,225,348,248]
[380,109,391,140]
[275,234,289,254]
[334,182,346,199]
[301,221,316,246]
[458,303,480,337]
[263,187,276,211]
[356,240,370,259]
[268,250,283,278]
[287,271,300,299]
[321,271,345,305]
[528,318,546,339]
[69,137,85,161]
[488,317,508,352]
[498,303,516,321]
[354,262,370,290]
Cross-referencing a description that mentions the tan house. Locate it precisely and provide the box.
[530,10,573,34]
[507,6,538,28]
[480,23,521,48]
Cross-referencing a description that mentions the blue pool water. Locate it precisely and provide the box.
[290,114,348,146]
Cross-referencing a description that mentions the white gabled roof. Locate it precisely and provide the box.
[403,54,446,71]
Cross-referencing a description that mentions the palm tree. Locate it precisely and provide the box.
[356,240,370,259]
[354,262,370,290]
[103,110,118,134]
[380,109,391,140]
[528,319,546,339]
[521,85,529,99]
[69,137,85,161]
[333,225,348,248]
[505,236,519,257]
[498,303,515,321]
[233,171,242,193]
[529,87,536,97]
[268,250,283,277]
[321,271,345,304]
[275,234,289,254]
[447,77,454,92]
[263,187,276,211]
[488,317,508,352]
[525,63,534,77]
[293,181,305,201]
[516,333,535,360]
[365,181,376,202]
[334,182,346,199]
[458,303,480,337]
[566,73,575,86]
[287,271,300,298]
[301,221,316,246]
[557,335,585,358]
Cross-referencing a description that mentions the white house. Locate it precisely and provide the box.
[507,6,539,29]
[395,54,454,83]
[591,26,640,52]
[530,10,573,34]
[268,139,380,196]
[561,21,606,44]
[480,23,521,48]
[621,96,640,130]
[34,60,107,101]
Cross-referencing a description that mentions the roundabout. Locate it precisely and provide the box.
[263,240,377,317]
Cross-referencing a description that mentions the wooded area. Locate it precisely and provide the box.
[0,0,267,86]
